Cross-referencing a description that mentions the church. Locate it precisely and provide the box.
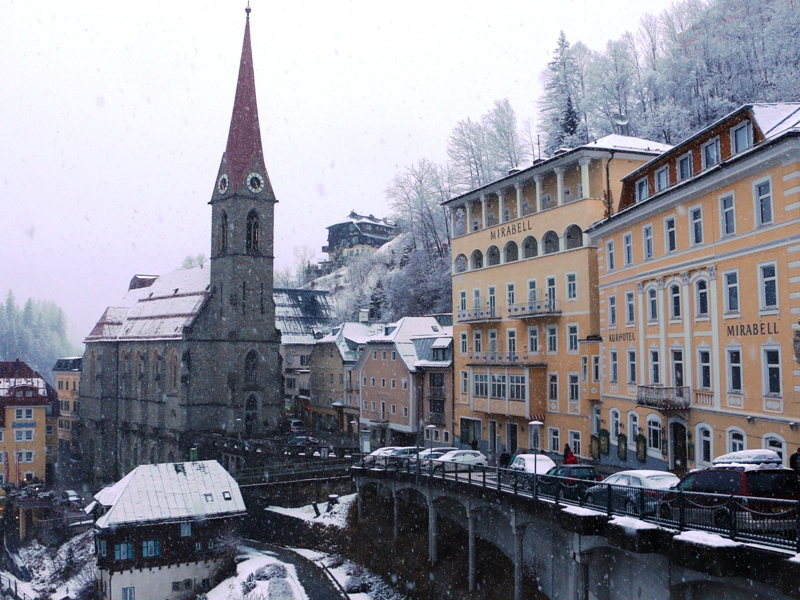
[79,7,282,484]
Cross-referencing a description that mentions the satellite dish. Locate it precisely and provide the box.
[611,113,629,126]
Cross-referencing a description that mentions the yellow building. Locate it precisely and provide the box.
[442,136,670,460]
[588,103,800,473]
[53,357,82,457]
[0,361,56,485]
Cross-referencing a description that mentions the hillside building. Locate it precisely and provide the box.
[588,103,800,472]
[53,356,81,458]
[79,8,282,483]
[320,211,396,268]
[442,135,670,461]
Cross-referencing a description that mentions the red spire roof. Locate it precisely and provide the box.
[224,10,272,195]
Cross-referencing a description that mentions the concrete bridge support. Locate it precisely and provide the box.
[428,500,438,565]
[513,524,525,600]
[468,505,476,592]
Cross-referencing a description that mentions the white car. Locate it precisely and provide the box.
[432,450,488,472]
[585,470,680,515]
[509,454,556,476]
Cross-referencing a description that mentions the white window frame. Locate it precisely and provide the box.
[547,325,558,354]
[460,332,468,355]
[623,233,633,266]
[720,192,736,236]
[547,373,559,402]
[610,409,621,440]
[701,137,721,169]
[758,260,779,311]
[528,326,539,353]
[689,205,703,246]
[609,350,618,383]
[608,295,617,326]
[727,346,743,394]
[727,428,746,453]
[635,176,649,202]
[647,288,658,322]
[723,269,739,314]
[549,428,560,453]
[627,349,637,384]
[664,216,677,253]
[655,166,669,192]
[581,356,589,382]
[643,224,654,260]
[527,279,538,301]
[650,349,661,385]
[473,330,482,354]
[677,152,693,181]
[506,282,516,307]
[762,346,782,397]
[697,424,713,466]
[569,430,582,456]
[625,291,635,325]
[731,121,752,154]
[592,356,600,382]
[507,328,517,354]
[628,412,639,445]
[460,370,468,394]
[695,279,709,317]
[698,348,712,390]
[459,290,467,311]
[606,240,615,271]
[567,324,579,353]
[647,416,662,453]
[566,272,577,301]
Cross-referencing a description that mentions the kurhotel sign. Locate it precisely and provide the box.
[490,220,533,241]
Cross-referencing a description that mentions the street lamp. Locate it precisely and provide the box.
[425,424,437,476]
[529,420,544,497]
[349,420,358,459]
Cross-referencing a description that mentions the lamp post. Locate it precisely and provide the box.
[349,420,359,460]
[529,420,544,497]
[425,424,437,476]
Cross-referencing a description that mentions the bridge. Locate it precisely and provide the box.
[352,460,800,600]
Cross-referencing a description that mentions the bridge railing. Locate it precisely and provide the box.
[353,460,800,552]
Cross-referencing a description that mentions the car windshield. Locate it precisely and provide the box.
[747,471,800,495]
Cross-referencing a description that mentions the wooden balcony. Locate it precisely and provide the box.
[636,385,691,411]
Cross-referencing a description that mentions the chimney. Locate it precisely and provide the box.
[358,309,369,323]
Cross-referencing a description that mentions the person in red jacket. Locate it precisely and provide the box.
[565,449,578,464]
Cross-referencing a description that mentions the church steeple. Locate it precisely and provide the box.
[217,5,274,199]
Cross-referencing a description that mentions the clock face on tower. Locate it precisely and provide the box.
[247,173,264,193]
[217,174,229,195]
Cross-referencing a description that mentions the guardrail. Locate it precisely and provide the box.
[0,573,35,600]
[234,456,359,486]
[353,458,800,552]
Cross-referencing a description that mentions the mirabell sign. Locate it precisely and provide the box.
[489,220,533,241]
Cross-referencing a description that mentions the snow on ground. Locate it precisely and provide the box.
[266,493,356,529]
[609,516,660,532]
[13,529,95,599]
[207,546,308,600]
[673,530,741,547]
[561,505,604,517]
[290,548,406,600]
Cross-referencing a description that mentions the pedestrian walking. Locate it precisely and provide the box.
[499,448,511,468]
[790,447,800,475]
[471,438,479,451]
[563,443,572,463]
[565,449,578,465]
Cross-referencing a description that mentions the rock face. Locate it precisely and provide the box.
[78,10,282,483]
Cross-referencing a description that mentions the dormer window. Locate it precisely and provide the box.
[635,177,649,202]
[678,153,693,181]
[655,166,669,192]
[702,138,720,169]
[731,121,752,154]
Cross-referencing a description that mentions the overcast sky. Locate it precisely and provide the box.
[0,0,674,347]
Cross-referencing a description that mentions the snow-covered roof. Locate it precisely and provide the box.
[317,321,386,363]
[86,267,210,343]
[750,103,800,139]
[94,460,246,528]
[274,288,336,345]
[583,134,672,154]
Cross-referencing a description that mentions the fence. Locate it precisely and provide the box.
[0,573,35,600]
[355,457,800,552]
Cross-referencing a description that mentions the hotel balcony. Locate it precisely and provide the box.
[507,298,561,319]
[457,300,501,323]
[467,353,546,367]
[636,385,691,412]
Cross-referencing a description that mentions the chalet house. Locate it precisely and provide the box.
[320,211,396,268]
[92,460,246,600]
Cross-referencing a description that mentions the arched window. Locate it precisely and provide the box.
[169,351,179,390]
[542,231,560,254]
[454,254,468,273]
[628,412,639,445]
[220,210,228,254]
[487,245,500,266]
[647,416,662,452]
[471,250,483,270]
[246,210,260,254]
[764,434,785,464]
[697,424,713,465]
[244,350,259,385]
[669,283,681,319]
[728,428,746,453]
[610,409,620,440]
[504,241,519,263]
[522,236,538,259]
[695,279,709,316]
[564,224,583,249]
[591,405,601,435]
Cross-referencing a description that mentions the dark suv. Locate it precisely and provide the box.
[535,465,603,499]
[659,452,800,531]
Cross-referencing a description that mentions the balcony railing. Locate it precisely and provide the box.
[427,386,446,400]
[507,298,561,318]
[427,412,446,426]
[457,301,501,323]
[694,390,714,406]
[636,385,691,411]
[345,382,359,393]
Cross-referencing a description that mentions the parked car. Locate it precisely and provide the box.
[61,490,81,506]
[585,470,679,515]
[508,453,557,486]
[279,418,307,436]
[362,446,401,467]
[658,449,800,530]
[417,447,458,460]
[287,435,323,447]
[537,464,603,499]
[432,450,488,473]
